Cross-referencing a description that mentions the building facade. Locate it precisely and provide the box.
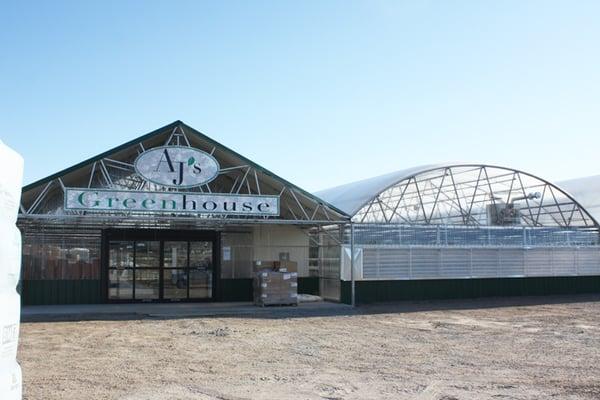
[317,164,600,303]
[18,121,348,305]
[17,122,600,305]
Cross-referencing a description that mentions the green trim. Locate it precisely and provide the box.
[341,276,600,304]
[19,277,319,305]
[298,276,319,295]
[218,279,254,302]
[20,279,103,305]
[22,120,350,219]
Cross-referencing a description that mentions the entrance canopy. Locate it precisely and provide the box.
[20,121,349,228]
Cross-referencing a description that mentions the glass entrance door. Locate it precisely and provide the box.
[108,241,134,300]
[108,240,160,301]
[163,241,213,301]
[107,235,214,302]
[189,242,213,299]
[133,241,160,300]
[163,241,189,300]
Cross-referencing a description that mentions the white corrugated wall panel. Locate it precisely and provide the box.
[471,249,499,277]
[378,248,411,279]
[362,248,379,279]
[410,248,441,279]
[439,249,471,278]
[577,248,600,275]
[552,248,577,276]
[498,249,524,277]
[524,248,552,276]
[358,245,600,281]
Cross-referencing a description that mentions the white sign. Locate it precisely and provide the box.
[341,246,363,281]
[134,146,219,188]
[65,188,280,216]
[222,246,231,261]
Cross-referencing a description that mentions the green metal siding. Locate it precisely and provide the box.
[20,276,600,305]
[218,279,254,302]
[298,277,319,295]
[19,277,322,305]
[20,280,103,305]
[341,276,600,304]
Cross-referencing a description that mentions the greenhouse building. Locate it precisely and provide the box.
[317,163,600,303]
[17,121,600,305]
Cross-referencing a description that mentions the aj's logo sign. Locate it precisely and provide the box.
[134,146,220,188]
[157,148,202,185]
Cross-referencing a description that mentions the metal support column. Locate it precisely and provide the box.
[350,222,355,307]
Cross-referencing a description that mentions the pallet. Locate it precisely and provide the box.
[254,301,298,307]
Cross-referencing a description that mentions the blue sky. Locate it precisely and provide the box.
[1,1,599,192]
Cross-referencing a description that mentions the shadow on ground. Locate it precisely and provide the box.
[21,293,600,323]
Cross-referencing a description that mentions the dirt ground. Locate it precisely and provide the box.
[18,296,600,400]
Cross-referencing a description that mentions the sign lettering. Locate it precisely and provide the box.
[134,146,219,188]
[65,188,280,216]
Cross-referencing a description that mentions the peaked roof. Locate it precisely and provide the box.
[23,120,183,192]
[21,120,349,222]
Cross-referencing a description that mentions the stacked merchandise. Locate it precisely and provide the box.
[0,141,23,400]
[253,261,298,306]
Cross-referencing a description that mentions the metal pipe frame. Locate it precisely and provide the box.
[20,125,348,224]
[353,165,597,229]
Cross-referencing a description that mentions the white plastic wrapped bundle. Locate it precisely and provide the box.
[0,292,20,362]
[0,141,23,224]
[0,361,22,400]
[0,140,23,400]
[0,227,22,291]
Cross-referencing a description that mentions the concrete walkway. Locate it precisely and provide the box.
[21,301,355,322]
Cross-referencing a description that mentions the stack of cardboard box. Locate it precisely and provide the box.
[253,260,298,306]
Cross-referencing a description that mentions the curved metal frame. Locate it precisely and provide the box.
[352,164,599,228]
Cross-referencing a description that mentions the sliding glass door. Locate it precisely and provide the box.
[163,241,213,300]
[108,240,160,301]
[189,241,213,299]
[133,241,160,300]
[106,231,215,302]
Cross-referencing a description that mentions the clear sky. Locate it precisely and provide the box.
[1,1,599,192]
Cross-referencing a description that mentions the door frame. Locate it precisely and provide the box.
[101,228,221,303]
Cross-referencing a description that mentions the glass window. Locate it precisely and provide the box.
[189,241,212,298]
[163,241,188,269]
[189,268,212,299]
[134,269,159,300]
[135,241,160,268]
[108,269,133,300]
[163,269,187,299]
[189,241,212,269]
[109,241,134,269]
[21,228,102,280]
